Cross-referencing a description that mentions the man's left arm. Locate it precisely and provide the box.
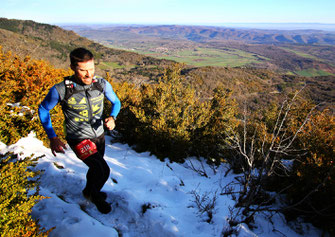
[104,81,121,130]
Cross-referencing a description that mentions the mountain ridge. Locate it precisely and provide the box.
[62,24,335,45]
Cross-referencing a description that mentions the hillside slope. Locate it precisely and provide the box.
[0,18,173,81]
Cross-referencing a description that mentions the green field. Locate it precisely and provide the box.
[280,47,322,61]
[294,69,334,77]
[104,43,335,76]
[135,47,269,67]
[97,61,128,70]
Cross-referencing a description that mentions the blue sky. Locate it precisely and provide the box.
[1,0,334,25]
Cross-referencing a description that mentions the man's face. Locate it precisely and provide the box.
[71,59,95,85]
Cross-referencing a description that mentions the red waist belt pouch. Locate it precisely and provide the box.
[74,139,98,160]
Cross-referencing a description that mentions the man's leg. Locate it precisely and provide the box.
[67,135,111,213]
[82,152,110,199]
[90,134,110,192]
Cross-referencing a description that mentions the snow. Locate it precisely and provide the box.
[0,132,323,237]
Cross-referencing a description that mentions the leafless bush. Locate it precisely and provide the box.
[221,88,320,229]
[189,186,218,223]
[185,158,209,178]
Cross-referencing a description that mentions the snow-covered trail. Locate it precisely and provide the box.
[1,133,322,237]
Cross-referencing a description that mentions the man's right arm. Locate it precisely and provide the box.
[38,86,67,156]
[38,86,60,138]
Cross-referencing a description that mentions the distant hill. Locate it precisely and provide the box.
[1,18,334,108]
[206,23,335,31]
[62,24,335,45]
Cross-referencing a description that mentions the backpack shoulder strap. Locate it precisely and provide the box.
[63,78,75,102]
[91,77,105,93]
[54,77,73,106]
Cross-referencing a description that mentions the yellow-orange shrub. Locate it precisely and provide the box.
[0,46,71,145]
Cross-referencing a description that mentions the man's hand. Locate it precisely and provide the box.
[105,116,116,130]
[50,137,67,156]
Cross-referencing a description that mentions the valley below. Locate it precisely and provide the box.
[62,24,335,77]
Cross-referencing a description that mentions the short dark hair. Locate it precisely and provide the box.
[70,48,94,66]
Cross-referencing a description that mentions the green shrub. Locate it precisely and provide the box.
[191,86,239,163]
[286,108,335,234]
[0,153,53,236]
[107,64,239,162]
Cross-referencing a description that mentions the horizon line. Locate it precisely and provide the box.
[56,22,335,25]
[2,17,335,26]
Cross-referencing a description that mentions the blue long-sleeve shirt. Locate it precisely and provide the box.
[38,77,121,139]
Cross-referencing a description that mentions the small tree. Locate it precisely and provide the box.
[192,86,239,163]
[129,64,208,160]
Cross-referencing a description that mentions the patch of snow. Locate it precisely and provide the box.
[4,134,323,237]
